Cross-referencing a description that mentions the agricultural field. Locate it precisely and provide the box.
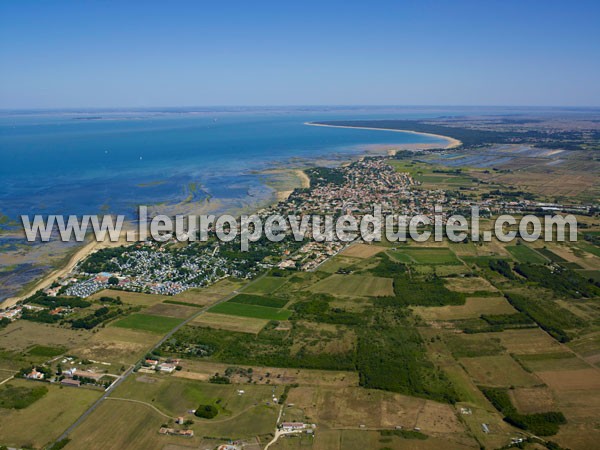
[459,355,542,387]
[308,273,394,297]
[111,313,184,334]
[341,243,386,259]
[443,277,498,293]
[0,379,101,449]
[64,375,283,450]
[412,296,516,321]
[242,276,288,294]
[143,302,198,319]
[192,312,270,334]
[387,247,461,265]
[208,301,292,320]
[506,244,548,264]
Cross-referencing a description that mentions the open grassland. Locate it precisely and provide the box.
[0,379,101,449]
[241,276,288,294]
[413,297,516,321]
[308,273,394,297]
[143,302,198,319]
[341,243,387,259]
[72,326,160,365]
[0,320,91,355]
[112,313,183,334]
[387,247,461,265]
[460,355,542,387]
[208,302,292,320]
[191,312,269,334]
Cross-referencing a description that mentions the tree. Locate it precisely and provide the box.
[108,276,119,285]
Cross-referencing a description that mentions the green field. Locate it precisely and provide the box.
[26,345,67,357]
[111,313,183,334]
[387,247,461,265]
[209,302,292,320]
[506,245,547,263]
[228,293,288,308]
[241,276,288,294]
[308,274,394,297]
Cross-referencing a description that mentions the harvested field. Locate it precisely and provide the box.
[308,273,394,297]
[413,297,515,320]
[341,244,387,259]
[509,387,557,414]
[536,368,600,391]
[191,312,269,334]
[460,355,542,387]
[144,302,198,319]
[514,352,590,372]
[495,329,567,355]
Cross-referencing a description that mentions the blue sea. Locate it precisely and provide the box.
[0,105,488,221]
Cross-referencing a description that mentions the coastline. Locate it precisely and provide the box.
[1,125,444,309]
[304,122,463,150]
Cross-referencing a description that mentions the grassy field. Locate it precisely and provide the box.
[0,379,101,449]
[506,244,547,263]
[208,302,292,320]
[64,376,282,449]
[111,313,184,334]
[72,326,161,365]
[387,247,461,265]
[192,312,269,334]
[443,277,498,293]
[241,276,288,294]
[228,293,289,309]
[412,297,516,321]
[308,274,394,297]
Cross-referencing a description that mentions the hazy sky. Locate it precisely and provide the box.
[1,1,599,108]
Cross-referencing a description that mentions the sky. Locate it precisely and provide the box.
[1,0,599,108]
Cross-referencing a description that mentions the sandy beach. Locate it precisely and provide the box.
[305,122,462,150]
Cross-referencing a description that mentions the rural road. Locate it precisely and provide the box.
[52,272,267,445]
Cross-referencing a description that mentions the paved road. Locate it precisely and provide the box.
[53,276,261,445]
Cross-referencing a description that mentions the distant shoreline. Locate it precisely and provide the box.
[305,122,462,149]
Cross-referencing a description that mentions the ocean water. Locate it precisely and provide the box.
[0,106,468,221]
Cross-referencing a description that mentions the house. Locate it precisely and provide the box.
[61,378,81,387]
[280,422,305,432]
[158,363,176,373]
[145,359,159,366]
[26,368,44,380]
[175,417,185,424]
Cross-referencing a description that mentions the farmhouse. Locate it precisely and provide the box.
[280,422,305,432]
[26,368,44,380]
